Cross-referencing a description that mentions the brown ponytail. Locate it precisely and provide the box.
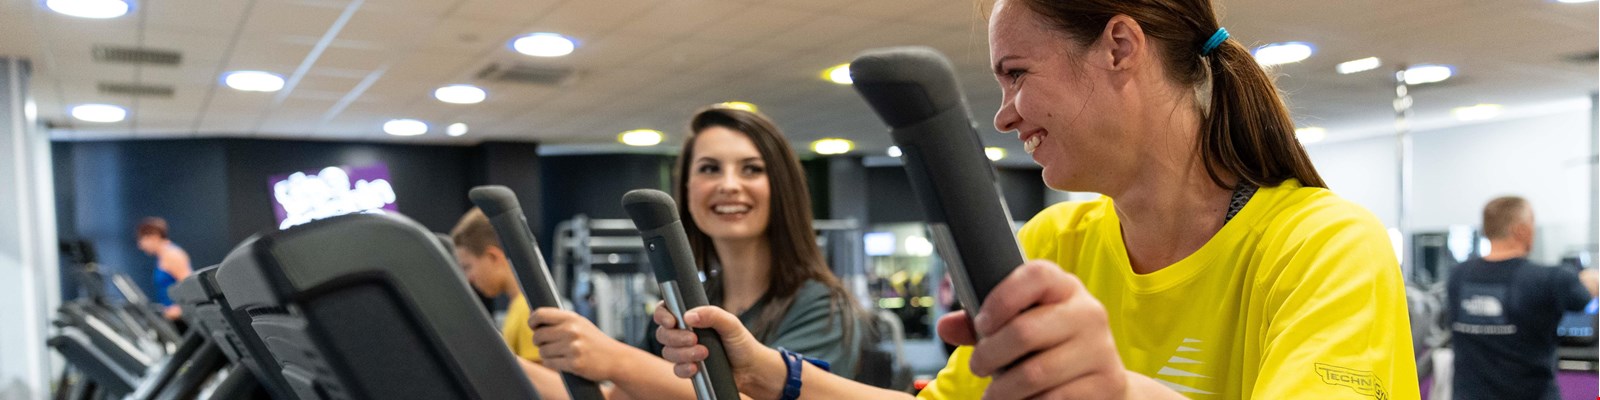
[1016,0,1326,189]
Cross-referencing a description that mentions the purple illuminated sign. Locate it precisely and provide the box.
[269,163,398,229]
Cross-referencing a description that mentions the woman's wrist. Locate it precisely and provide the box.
[598,344,657,382]
[737,346,787,399]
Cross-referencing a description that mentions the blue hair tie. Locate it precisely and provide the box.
[1201,28,1229,55]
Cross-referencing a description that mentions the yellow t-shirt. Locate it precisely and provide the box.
[920,180,1419,399]
[502,294,542,362]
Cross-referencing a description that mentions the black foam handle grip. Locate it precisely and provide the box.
[468,185,605,400]
[622,189,741,400]
[850,47,1027,315]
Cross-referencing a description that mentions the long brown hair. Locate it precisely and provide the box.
[672,106,860,346]
[1015,0,1326,189]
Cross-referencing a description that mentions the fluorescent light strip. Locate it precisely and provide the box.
[1336,57,1381,74]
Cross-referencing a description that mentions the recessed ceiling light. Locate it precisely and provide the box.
[1452,104,1503,121]
[222,70,285,92]
[718,101,758,112]
[887,146,902,158]
[619,129,664,146]
[1557,0,1595,3]
[434,85,486,104]
[984,147,1005,161]
[823,64,852,85]
[383,119,428,136]
[1403,64,1454,85]
[70,104,126,123]
[447,123,469,137]
[511,33,576,57]
[46,0,130,19]
[1252,42,1314,66]
[811,138,854,155]
[1336,57,1381,74]
[1295,127,1327,144]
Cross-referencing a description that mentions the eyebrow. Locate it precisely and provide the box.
[992,55,1020,75]
[695,156,764,164]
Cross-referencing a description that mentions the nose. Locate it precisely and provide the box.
[994,94,1020,134]
[715,170,740,194]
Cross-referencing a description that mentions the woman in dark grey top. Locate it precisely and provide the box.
[524,106,865,399]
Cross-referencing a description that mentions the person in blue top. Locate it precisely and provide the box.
[136,217,192,320]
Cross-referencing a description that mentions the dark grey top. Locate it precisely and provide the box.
[643,279,862,379]
[1447,257,1592,400]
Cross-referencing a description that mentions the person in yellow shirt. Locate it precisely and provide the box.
[450,208,568,399]
[650,0,1419,398]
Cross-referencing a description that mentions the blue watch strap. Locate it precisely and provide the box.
[778,347,832,400]
[779,348,803,400]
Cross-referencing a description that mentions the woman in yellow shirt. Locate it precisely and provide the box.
[653,0,1419,398]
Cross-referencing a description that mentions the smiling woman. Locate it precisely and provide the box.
[664,106,864,369]
[506,105,872,400]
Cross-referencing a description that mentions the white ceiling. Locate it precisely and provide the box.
[1,0,1595,164]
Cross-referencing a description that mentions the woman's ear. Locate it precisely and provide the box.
[1100,14,1147,72]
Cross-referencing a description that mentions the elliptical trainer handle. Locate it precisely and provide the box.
[621,189,740,400]
[468,185,605,400]
[849,47,1027,322]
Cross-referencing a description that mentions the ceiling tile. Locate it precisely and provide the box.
[611,0,749,39]
[525,0,660,41]
[243,0,349,38]
[684,5,818,48]
[143,0,252,36]
[452,0,564,25]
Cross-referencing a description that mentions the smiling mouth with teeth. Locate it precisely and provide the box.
[1022,134,1044,154]
[713,204,752,215]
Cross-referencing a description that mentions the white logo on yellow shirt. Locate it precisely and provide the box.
[1153,338,1215,395]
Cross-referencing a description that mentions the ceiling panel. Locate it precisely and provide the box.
[143,0,252,37]
[224,38,314,74]
[611,0,748,39]
[1,0,1591,149]
[337,8,443,46]
[683,5,819,48]
[452,0,564,25]
[242,0,349,38]
[525,0,660,41]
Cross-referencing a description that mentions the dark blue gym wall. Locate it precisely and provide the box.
[537,153,673,251]
[54,139,233,300]
[471,142,545,237]
[52,138,541,301]
[866,165,1045,224]
[996,167,1047,222]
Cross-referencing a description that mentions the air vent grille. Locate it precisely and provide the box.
[476,62,578,86]
[1563,50,1598,65]
[92,45,182,66]
[98,82,174,98]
